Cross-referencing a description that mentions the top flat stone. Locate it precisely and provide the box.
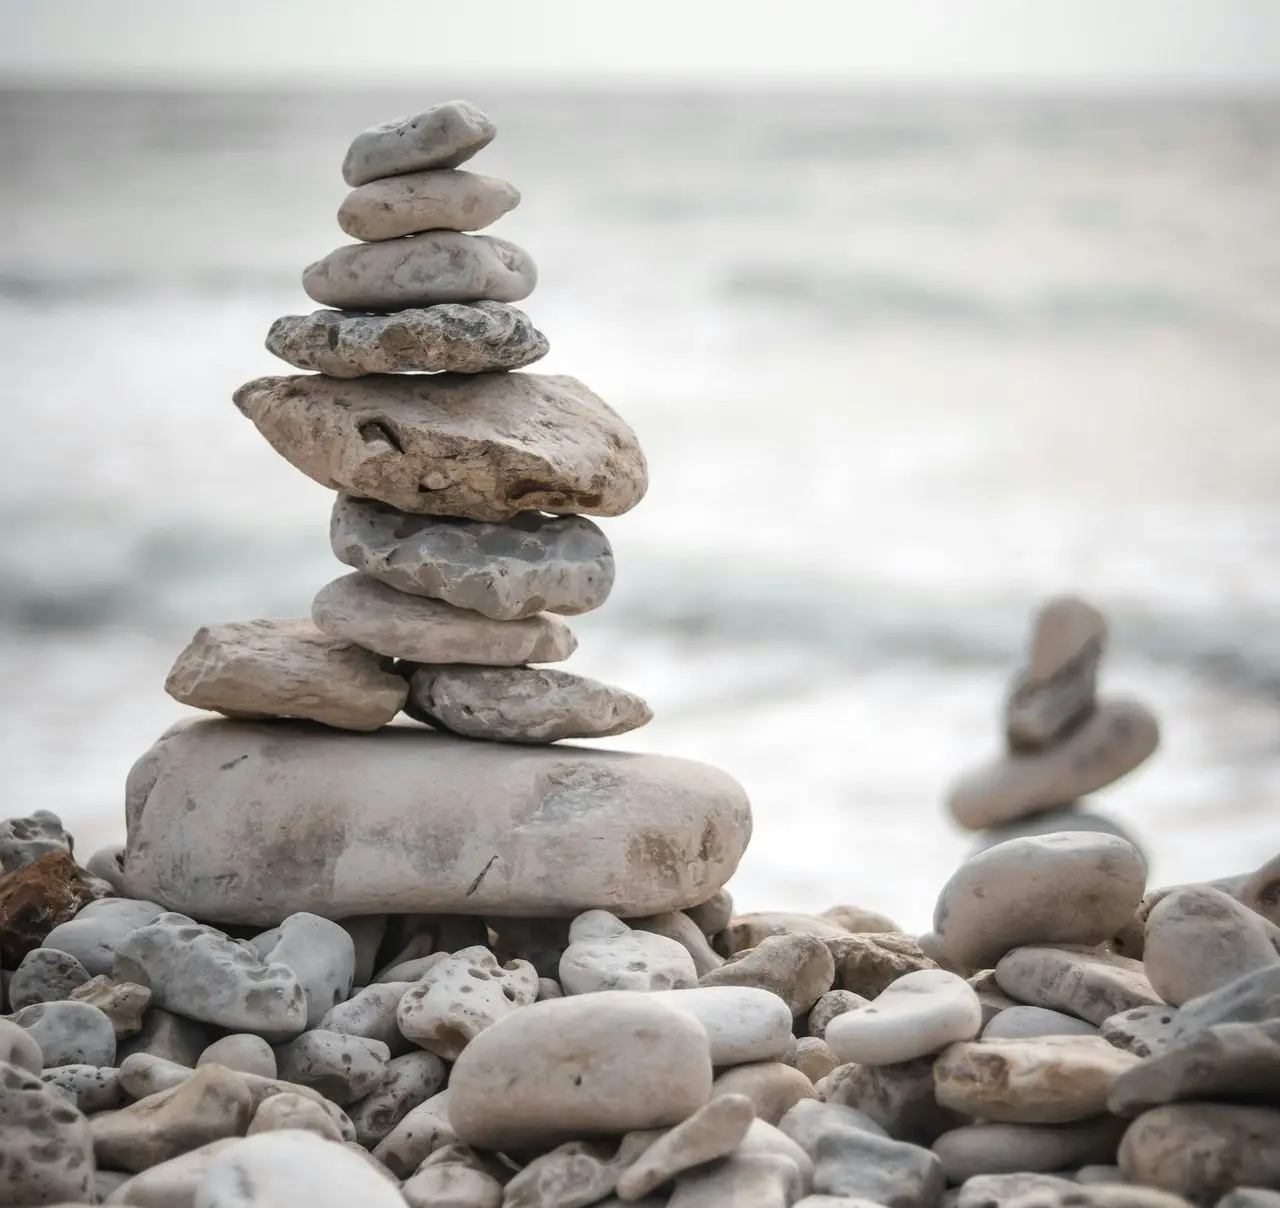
[341,101,496,187]
[233,372,648,521]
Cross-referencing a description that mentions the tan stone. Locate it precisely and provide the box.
[617,1094,755,1200]
[700,934,835,1016]
[164,619,406,731]
[821,904,902,933]
[400,1142,504,1208]
[793,1036,840,1083]
[339,168,519,239]
[234,372,647,521]
[720,912,854,955]
[829,932,939,997]
[712,1061,817,1125]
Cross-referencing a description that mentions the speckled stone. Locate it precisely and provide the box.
[995,945,1162,1025]
[342,101,496,186]
[339,167,519,239]
[0,1060,95,1204]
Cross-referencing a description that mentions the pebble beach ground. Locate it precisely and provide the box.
[2,98,1279,1208]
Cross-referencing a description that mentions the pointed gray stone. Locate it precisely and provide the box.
[342,101,496,186]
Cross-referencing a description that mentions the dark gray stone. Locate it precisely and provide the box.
[9,946,91,1009]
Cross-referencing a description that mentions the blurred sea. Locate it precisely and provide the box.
[1,87,1278,929]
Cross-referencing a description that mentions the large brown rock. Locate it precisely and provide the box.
[117,717,752,926]
[234,372,648,521]
[0,851,101,967]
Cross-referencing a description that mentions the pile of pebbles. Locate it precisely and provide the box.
[2,102,1279,1208]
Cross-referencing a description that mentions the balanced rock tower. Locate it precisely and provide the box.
[944,595,1160,849]
[116,100,752,925]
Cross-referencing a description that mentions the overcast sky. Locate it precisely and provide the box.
[3,0,1279,88]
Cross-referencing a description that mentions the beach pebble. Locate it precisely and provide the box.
[195,1129,406,1208]
[93,1062,253,1172]
[779,1098,887,1150]
[0,1060,95,1204]
[303,231,536,310]
[983,1005,1101,1040]
[197,1034,277,1079]
[370,1087,454,1177]
[935,1035,1140,1123]
[43,896,164,976]
[448,992,712,1150]
[314,579,575,673]
[1119,1103,1280,1203]
[712,1061,817,1125]
[67,975,150,1038]
[41,1062,122,1112]
[969,970,1023,1026]
[346,1049,447,1147]
[618,1095,756,1198]
[253,912,356,1030]
[114,913,307,1041]
[400,1143,505,1208]
[332,494,614,622]
[793,1036,840,1082]
[1075,1166,1126,1185]
[269,299,544,376]
[1174,964,1280,1035]
[339,167,519,238]
[688,889,735,937]
[630,910,725,975]
[972,806,1144,860]
[932,1119,1127,1182]
[826,969,982,1065]
[808,989,868,1039]
[720,912,858,955]
[932,834,1147,971]
[234,371,647,522]
[342,100,495,186]
[1100,1004,1179,1056]
[0,849,104,966]
[948,699,1158,830]
[1142,885,1280,1005]
[503,1139,618,1207]
[0,809,72,872]
[397,944,538,1057]
[995,945,1161,1025]
[829,932,939,997]
[821,1055,964,1146]
[560,911,697,993]
[86,842,126,892]
[117,1007,210,1068]
[9,946,91,1009]
[319,981,412,1054]
[275,1030,389,1105]
[667,1150,805,1207]
[246,1091,343,1140]
[1218,1194,1280,1208]
[108,1137,240,1207]
[823,903,902,933]
[647,985,794,1065]
[164,618,406,731]
[958,1172,1081,1208]
[11,1000,116,1068]
[701,933,835,1015]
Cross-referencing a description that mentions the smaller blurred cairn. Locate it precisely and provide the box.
[945,595,1160,853]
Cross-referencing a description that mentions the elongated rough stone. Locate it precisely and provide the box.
[339,168,520,239]
[266,302,546,376]
[342,101,496,186]
[994,945,1162,1025]
[303,233,535,310]
[331,497,615,620]
[118,717,752,924]
[165,619,407,732]
[235,372,647,521]
[0,1060,95,1204]
[407,665,653,744]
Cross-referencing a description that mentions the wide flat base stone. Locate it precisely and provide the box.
[118,718,751,926]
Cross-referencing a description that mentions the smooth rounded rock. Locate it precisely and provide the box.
[1143,885,1280,1006]
[669,1151,804,1207]
[447,992,713,1150]
[934,1035,1141,1123]
[793,1036,840,1083]
[10,946,91,1009]
[346,1049,448,1148]
[982,1005,1100,1040]
[247,1092,343,1141]
[648,985,794,1066]
[995,946,1162,1025]
[932,833,1147,971]
[559,911,697,994]
[339,167,519,239]
[826,970,982,1066]
[972,806,1145,862]
[687,890,734,937]
[401,1143,504,1208]
[932,1119,1127,1182]
[331,496,614,621]
[253,912,356,1029]
[234,371,647,521]
[503,1139,618,1207]
[370,1088,454,1177]
[0,1060,95,1204]
[713,1061,817,1125]
[11,1000,116,1068]
[1102,1003,1180,1057]
[269,299,544,375]
[700,934,835,1016]
[42,897,164,977]
[948,700,1159,830]
[119,718,751,923]
[275,1029,389,1104]
[630,911,724,976]
[957,1172,1081,1208]
[342,101,495,186]
[164,618,406,732]
[319,981,413,1055]
[1173,964,1280,1036]
[720,912,857,956]
[197,1035,277,1079]
[303,232,535,310]
[808,990,869,1040]
[108,1137,240,1207]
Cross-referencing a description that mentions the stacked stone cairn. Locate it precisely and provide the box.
[945,595,1161,855]
[1,116,1279,1208]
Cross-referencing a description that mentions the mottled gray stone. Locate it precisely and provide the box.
[0,1016,45,1074]
[68,976,151,1039]
[932,834,1147,971]
[339,167,519,239]
[342,101,496,187]
[808,990,868,1040]
[820,1055,965,1147]
[164,618,406,732]
[502,1139,619,1208]
[303,232,535,310]
[86,843,127,893]
[648,986,795,1066]
[995,946,1162,1026]
[319,981,413,1056]
[117,1007,210,1068]
[11,1000,116,1068]
[330,496,614,621]
[234,371,647,521]
[10,946,91,1009]
[1100,1004,1179,1056]
[932,1119,1127,1182]
[1174,965,1280,1036]
[275,1029,389,1105]
[0,809,71,872]
[113,913,307,1041]
[42,897,164,977]
[829,932,939,999]
[252,912,356,1030]
[119,718,750,923]
[41,1062,122,1112]
[0,1060,95,1203]
[687,889,735,937]
[247,1092,343,1140]
[267,301,546,376]
[370,1088,455,1177]
[408,665,652,743]
[312,572,576,666]
[346,1049,448,1148]
[197,1034,277,1079]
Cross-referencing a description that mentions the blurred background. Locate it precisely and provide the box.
[1,0,1278,929]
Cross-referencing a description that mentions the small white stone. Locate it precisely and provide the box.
[826,970,982,1065]
[560,910,698,994]
[648,985,795,1066]
[275,1029,389,1105]
[253,913,356,1029]
[10,1000,116,1068]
